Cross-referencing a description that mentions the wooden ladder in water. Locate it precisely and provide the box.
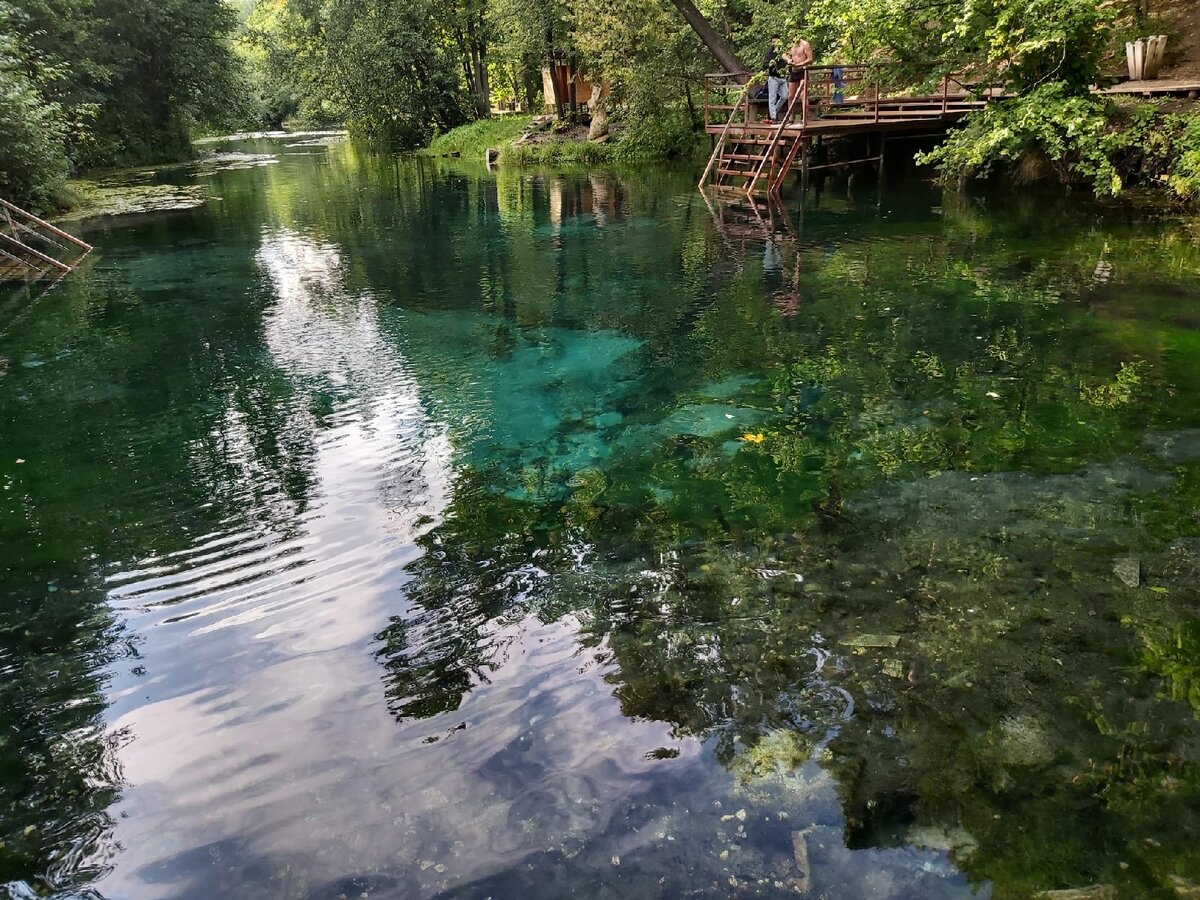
[0,198,92,283]
[700,82,807,200]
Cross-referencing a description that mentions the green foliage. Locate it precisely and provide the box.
[1165,120,1200,202]
[424,115,529,157]
[1,0,251,207]
[918,85,1125,196]
[807,0,1140,198]
[1093,103,1200,202]
[809,0,1119,88]
[572,0,710,159]
[611,106,707,162]
[0,4,70,209]
[954,0,1118,91]
[1140,620,1200,717]
[79,0,252,168]
[488,0,571,111]
[326,0,469,146]
[246,0,470,147]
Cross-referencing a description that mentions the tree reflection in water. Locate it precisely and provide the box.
[374,177,1200,897]
[2,146,1199,898]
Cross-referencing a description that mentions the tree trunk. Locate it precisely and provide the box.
[684,81,699,130]
[477,53,491,116]
[665,0,747,76]
[508,66,522,111]
[469,46,489,117]
[547,29,566,119]
[466,16,490,118]
[568,54,578,119]
[523,63,541,111]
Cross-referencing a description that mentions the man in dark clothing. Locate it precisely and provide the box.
[763,36,787,123]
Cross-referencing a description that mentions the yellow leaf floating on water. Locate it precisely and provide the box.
[741,433,765,444]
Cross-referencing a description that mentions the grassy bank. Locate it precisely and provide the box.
[422,115,622,166]
[424,116,530,160]
[422,112,708,168]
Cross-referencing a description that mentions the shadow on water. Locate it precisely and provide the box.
[1,137,1199,898]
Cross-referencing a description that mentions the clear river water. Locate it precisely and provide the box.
[1,135,1200,899]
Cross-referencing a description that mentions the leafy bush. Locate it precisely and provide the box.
[918,83,1124,196]
[1107,103,1200,202]
[609,99,706,163]
[1163,117,1200,201]
[0,21,69,210]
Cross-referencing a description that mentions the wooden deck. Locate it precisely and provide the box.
[701,67,996,197]
[702,64,1200,200]
[1099,78,1200,97]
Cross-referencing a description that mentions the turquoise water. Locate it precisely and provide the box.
[2,137,1200,899]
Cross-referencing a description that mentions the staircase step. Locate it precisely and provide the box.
[726,135,790,144]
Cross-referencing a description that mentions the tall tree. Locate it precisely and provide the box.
[451,0,492,118]
[489,0,572,115]
[665,0,746,74]
[82,0,249,166]
[324,0,469,145]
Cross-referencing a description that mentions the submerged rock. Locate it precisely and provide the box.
[1169,875,1200,899]
[882,659,906,679]
[841,634,901,649]
[996,715,1053,769]
[1035,887,1117,900]
[1145,430,1200,465]
[905,823,979,862]
[1113,556,1141,588]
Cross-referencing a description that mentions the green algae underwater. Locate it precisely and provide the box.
[1,136,1199,899]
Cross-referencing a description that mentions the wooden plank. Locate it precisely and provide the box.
[1101,79,1200,95]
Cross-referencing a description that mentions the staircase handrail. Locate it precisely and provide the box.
[0,198,92,253]
[0,231,72,272]
[699,82,751,190]
[744,70,810,198]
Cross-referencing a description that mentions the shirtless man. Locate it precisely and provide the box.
[785,36,814,118]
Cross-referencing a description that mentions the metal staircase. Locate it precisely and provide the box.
[0,198,91,283]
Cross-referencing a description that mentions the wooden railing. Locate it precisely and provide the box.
[0,198,92,280]
[702,71,752,130]
[699,81,751,190]
[701,64,1002,197]
[705,65,997,131]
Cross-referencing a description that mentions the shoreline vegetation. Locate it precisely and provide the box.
[6,0,1200,218]
[420,115,708,168]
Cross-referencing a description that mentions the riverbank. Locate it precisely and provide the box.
[421,113,708,167]
[420,96,1200,204]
